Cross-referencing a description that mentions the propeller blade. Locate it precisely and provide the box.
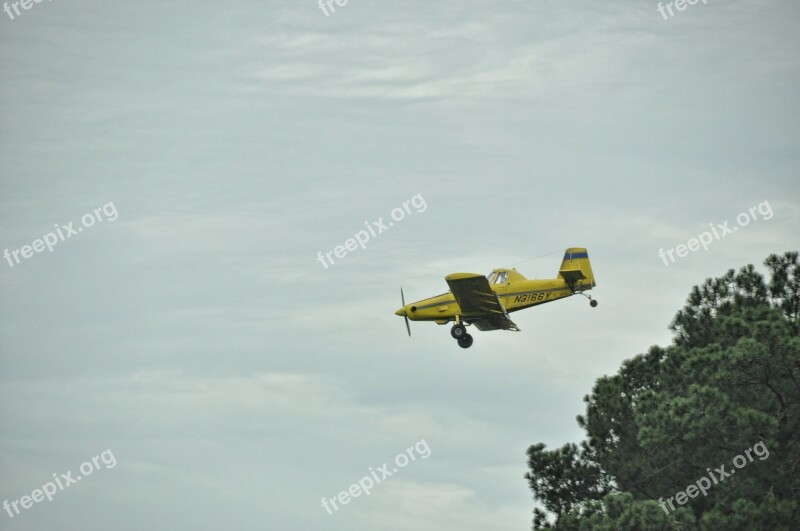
[401,288,410,337]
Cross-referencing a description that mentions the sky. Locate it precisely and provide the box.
[1,1,798,530]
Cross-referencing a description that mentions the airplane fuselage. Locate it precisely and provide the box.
[402,277,579,324]
[394,248,597,348]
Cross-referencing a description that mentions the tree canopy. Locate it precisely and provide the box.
[525,252,800,530]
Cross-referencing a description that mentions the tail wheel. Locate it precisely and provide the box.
[451,324,467,339]
[457,334,474,348]
[590,299,598,308]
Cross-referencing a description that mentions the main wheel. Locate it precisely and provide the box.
[457,334,474,348]
[451,323,467,339]
[590,299,598,308]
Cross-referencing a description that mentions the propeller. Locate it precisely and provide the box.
[401,288,411,337]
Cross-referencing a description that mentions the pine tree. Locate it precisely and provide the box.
[525,252,800,530]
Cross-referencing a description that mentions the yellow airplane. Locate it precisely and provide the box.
[395,247,597,348]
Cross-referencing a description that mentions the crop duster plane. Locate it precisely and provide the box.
[395,248,597,348]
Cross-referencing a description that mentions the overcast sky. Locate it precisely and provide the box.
[1,1,798,530]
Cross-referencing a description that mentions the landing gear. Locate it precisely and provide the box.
[451,319,473,347]
[451,323,467,339]
[578,291,598,308]
[457,334,474,349]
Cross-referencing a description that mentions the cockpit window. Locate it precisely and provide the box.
[487,271,507,284]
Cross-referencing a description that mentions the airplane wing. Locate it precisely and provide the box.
[445,273,520,332]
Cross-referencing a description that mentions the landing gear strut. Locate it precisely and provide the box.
[568,281,598,309]
[578,291,598,308]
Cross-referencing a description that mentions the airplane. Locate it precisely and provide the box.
[394,247,597,348]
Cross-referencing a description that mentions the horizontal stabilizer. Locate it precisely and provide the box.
[557,248,595,291]
[559,268,586,285]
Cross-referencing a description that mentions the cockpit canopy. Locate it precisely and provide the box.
[486,268,527,285]
[487,270,508,284]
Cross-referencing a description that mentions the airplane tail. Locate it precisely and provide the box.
[557,247,596,291]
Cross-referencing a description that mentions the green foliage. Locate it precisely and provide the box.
[532,493,696,530]
[525,442,611,517]
[526,252,800,529]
